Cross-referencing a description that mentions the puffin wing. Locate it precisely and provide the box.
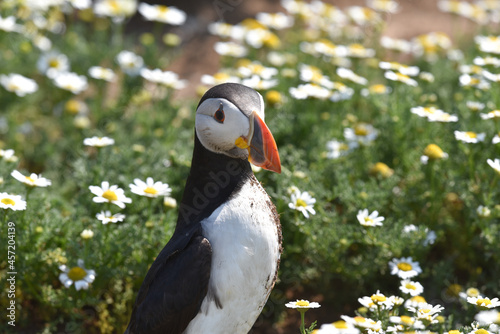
[127,234,212,334]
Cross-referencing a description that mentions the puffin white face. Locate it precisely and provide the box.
[196,97,255,160]
[195,84,281,173]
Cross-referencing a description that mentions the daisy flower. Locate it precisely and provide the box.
[0,149,18,162]
[400,280,424,296]
[163,196,177,209]
[384,71,418,86]
[59,259,96,290]
[404,295,428,309]
[367,0,399,13]
[389,315,424,329]
[336,67,368,85]
[214,41,248,57]
[467,296,500,309]
[480,110,500,120]
[0,193,27,211]
[358,290,393,310]
[238,61,278,80]
[80,229,94,239]
[459,287,481,300]
[0,15,22,32]
[289,83,331,100]
[474,56,500,67]
[466,101,485,112]
[88,66,116,82]
[52,72,88,94]
[129,177,172,198]
[256,12,294,30]
[140,68,186,89]
[389,257,422,279]
[116,50,144,76]
[94,0,137,22]
[0,73,38,97]
[138,3,186,25]
[83,136,115,147]
[356,209,384,227]
[285,299,321,309]
[346,43,376,58]
[361,84,392,96]
[316,320,360,334]
[326,139,357,159]
[344,123,379,146]
[341,315,381,330]
[89,181,132,209]
[475,309,500,325]
[477,205,491,218]
[407,303,444,323]
[96,210,126,224]
[379,61,419,76]
[421,144,448,164]
[454,131,486,143]
[37,52,70,78]
[475,35,500,54]
[288,190,316,218]
[11,170,52,187]
[201,72,241,86]
[208,22,245,40]
[380,36,412,53]
[493,133,500,144]
[459,74,491,90]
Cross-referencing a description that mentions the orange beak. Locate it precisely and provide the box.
[236,111,281,173]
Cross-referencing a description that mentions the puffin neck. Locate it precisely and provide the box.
[175,132,253,230]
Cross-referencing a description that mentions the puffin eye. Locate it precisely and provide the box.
[214,104,225,123]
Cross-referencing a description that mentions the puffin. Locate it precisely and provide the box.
[126,83,282,334]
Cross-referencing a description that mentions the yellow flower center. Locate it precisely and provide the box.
[65,100,81,114]
[333,321,348,329]
[296,300,310,307]
[364,217,374,224]
[396,73,410,81]
[421,308,431,314]
[449,330,461,334]
[354,125,368,136]
[412,295,427,303]
[467,287,480,297]
[266,90,282,105]
[144,187,158,195]
[102,190,118,201]
[371,84,387,94]
[397,262,413,271]
[213,72,230,81]
[400,315,414,325]
[49,59,60,68]
[157,5,169,14]
[1,198,15,206]
[405,283,417,290]
[67,266,87,281]
[466,132,477,139]
[371,294,386,303]
[354,316,366,323]
[295,198,307,207]
[424,144,445,159]
[109,0,120,14]
[7,83,19,91]
[25,176,35,183]
[476,329,489,334]
[477,298,492,306]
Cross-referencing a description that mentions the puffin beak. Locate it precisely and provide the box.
[235,111,281,173]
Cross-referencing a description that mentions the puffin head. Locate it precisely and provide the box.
[195,83,281,173]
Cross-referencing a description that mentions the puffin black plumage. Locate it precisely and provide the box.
[126,83,282,334]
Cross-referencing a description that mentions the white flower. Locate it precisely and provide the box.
[480,110,500,120]
[116,50,144,76]
[80,229,94,239]
[475,35,500,54]
[474,56,500,67]
[475,309,500,325]
[389,315,425,329]
[37,52,70,78]
[88,66,116,82]
[467,296,500,308]
[326,139,357,159]
[214,41,248,57]
[83,136,115,147]
[0,149,18,162]
[289,83,331,100]
[356,209,384,227]
[138,3,186,25]
[241,75,278,90]
[380,36,412,53]
[0,73,38,97]
[96,210,126,224]
[140,68,186,89]
[11,170,51,187]
[454,131,486,143]
[238,61,278,80]
[388,257,422,279]
[256,12,294,30]
[59,259,96,290]
[419,71,435,82]
[403,224,418,233]
[89,181,132,209]
[163,196,177,208]
[336,67,368,85]
[367,0,399,13]
[0,193,27,211]
[344,123,379,146]
[0,15,22,32]
[384,71,418,86]
[466,101,485,111]
[288,190,316,218]
[201,72,240,86]
[341,315,381,330]
[400,280,424,296]
[477,205,491,218]
[358,291,394,310]
[94,0,137,22]
[129,177,172,198]
[208,22,245,40]
[407,303,444,323]
[379,61,419,76]
[52,72,88,94]
[285,299,321,309]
